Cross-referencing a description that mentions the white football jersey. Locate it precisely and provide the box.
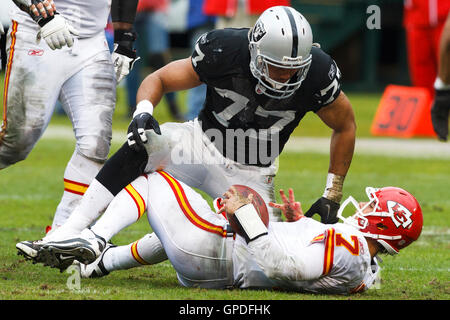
[233,217,380,294]
[11,0,111,38]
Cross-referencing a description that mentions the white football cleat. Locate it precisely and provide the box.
[16,239,75,271]
[16,240,45,261]
[37,228,106,270]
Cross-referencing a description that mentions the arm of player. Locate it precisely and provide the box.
[306,91,356,223]
[317,92,356,186]
[317,91,355,188]
[127,58,203,151]
[111,0,139,84]
[137,58,203,105]
[247,233,323,282]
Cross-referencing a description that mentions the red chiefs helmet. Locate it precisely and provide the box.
[337,187,423,255]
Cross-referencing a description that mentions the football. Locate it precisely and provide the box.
[227,185,270,236]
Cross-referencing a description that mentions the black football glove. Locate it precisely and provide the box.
[305,197,340,224]
[127,112,161,152]
[431,89,450,142]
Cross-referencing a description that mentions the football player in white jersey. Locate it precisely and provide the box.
[1,0,139,229]
[17,171,423,295]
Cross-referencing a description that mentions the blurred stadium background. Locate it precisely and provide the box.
[0,0,423,92]
[168,0,410,91]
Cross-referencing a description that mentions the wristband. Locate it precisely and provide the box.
[322,173,344,203]
[114,29,136,51]
[133,100,154,118]
[234,204,268,242]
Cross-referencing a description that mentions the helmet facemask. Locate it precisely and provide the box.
[249,44,312,99]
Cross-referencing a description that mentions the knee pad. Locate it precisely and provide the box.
[0,147,29,168]
[96,142,148,196]
[76,134,111,163]
[0,131,37,168]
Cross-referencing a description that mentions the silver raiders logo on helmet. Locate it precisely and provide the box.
[252,21,266,42]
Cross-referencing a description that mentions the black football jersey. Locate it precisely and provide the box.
[191,28,342,167]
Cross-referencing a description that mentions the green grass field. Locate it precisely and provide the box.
[0,79,449,301]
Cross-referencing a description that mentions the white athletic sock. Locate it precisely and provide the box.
[102,233,167,271]
[91,175,148,241]
[44,178,114,241]
[52,150,103,228]
[434,77,450,90]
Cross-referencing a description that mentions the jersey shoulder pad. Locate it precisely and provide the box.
[304,46,342,110]
[191,28,250,82]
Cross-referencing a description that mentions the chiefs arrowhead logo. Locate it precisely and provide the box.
[387,201,413,229]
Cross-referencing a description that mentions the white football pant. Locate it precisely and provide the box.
[146,171,234,288]
[91,171,233,288]
[1,20,116,228]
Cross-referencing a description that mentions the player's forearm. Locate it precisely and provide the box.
[317,91,356,178]
[324,125,355,203]
[328,127,355,177]
[136,74,165,108]
[112,22,133,30]
[111,0,138,25]
[110,1,139,85]
[248,236,316,281]
[438,14,450,84]
[111,0,138,46]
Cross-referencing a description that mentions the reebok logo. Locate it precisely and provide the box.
[28,49,44,56]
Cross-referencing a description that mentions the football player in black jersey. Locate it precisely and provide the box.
[17,6,357,269]
[125,5,356,224]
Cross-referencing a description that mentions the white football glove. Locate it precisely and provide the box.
[0,23,4,35]
[111,29,139,84]
[37,14,79,50]
[112,43,140,84]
